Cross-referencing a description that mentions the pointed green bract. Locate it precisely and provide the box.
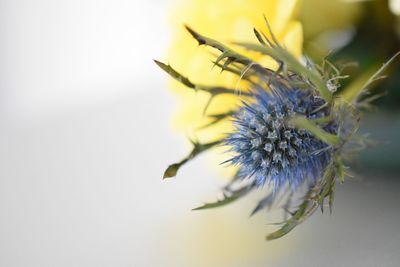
[233,42,333,103]
[340,51,400,103]
[154,60,250,96]
[163,140,221,179]
[266,200,314,240]
[192,186,253,211]
[250,193,274,216]
[289,116,340,146]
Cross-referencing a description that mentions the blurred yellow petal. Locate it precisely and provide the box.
[300,0,363,39]
[281,21,303,58]
[273,0,301,33]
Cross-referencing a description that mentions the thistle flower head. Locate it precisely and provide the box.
[225,86,335,191]
[157,17,398,240]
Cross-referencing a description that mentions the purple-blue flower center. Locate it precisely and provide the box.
[225,87,337,190]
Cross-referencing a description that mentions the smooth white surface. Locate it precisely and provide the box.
[0,0,168,121]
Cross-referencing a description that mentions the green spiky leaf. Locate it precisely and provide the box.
[185,25,267,75]
[266,199,317,240]
[233,42,333,103]
[163,140,221,179]
[250,193,274,216]
[289,116,340,146]
[154,60,247,96]
[192,186,252,210]
[340,51,400,103]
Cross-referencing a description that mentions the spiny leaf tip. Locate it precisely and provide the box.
[163,164,179,179]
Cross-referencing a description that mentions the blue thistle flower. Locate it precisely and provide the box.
[224,86,336,191]
[157,23,397,240]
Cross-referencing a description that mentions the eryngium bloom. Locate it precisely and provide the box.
[157,21,397,240]
[225,87,336,190]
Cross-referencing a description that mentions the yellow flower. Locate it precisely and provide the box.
[299,0,363,57]
[300,0,363,40]
[167,0,303,143]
